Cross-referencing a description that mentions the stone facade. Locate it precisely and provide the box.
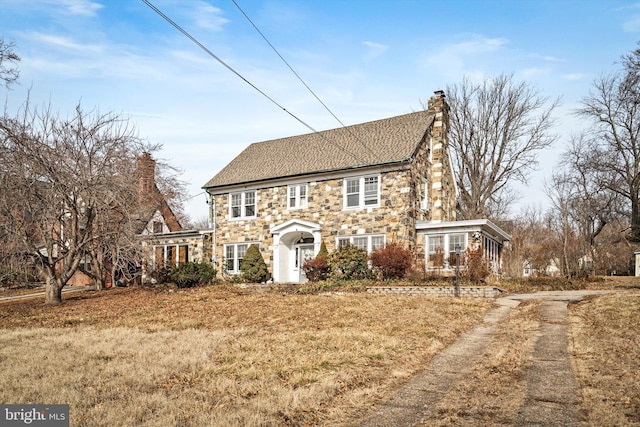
[211,168,420,273]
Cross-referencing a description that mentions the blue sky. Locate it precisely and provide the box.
[1,0,640,222]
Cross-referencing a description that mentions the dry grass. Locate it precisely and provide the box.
[417,300,541,426]
[569,290,640,426]
[0,285,492,426]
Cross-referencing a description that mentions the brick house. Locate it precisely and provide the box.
[199,91,510,283]
[136,154,211,280]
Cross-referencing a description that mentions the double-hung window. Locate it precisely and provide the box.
[428,235,444,267]
[288,184,308,209]
[229,191,256,219]
[225,243,251,273]
[336,234,385,253]
[448,234,466,263]
[344,175,379,209]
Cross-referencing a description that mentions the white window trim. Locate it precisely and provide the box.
[335,234,386,254]
[287,184,308,210]
[224,242,259,274]
[343,175,380,210]
[228,191,257,220]
[425,233,468,269]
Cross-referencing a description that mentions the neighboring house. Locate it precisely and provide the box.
[136,153,214,280]
[522,258,561,277]
[200,91,511,283]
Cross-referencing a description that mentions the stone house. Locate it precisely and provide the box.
[198,91,510,283]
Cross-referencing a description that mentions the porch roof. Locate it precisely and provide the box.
[416,219,511,243]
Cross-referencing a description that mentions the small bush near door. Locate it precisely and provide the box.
[302,241,330,282]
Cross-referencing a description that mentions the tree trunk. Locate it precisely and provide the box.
[44,276,64,305]
[631,196,640,241]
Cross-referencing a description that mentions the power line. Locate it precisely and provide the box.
[230,0,377,157]
[140,0,366,164]
[141,0,316,133]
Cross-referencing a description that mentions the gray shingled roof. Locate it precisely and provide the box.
[203,110,434,190]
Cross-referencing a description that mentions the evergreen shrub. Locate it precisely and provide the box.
[328,243,371,280]
[240,244,271,283]
[169,262,218,288]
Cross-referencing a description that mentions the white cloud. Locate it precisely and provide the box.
[1,0,104,17]
[529,53,564,62]
[450,34,509,55]
[186,1,229,32]
[520,67,552,78]
[56,0,103,16]
[419,34,509,80]
[562,73,587,80]
[362,41,388,60]
[25,32,103,52]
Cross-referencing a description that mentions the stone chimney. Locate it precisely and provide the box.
[426,90,456,222]
[137,152,156,197]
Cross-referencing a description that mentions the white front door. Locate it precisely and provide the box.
[292,244,315,283]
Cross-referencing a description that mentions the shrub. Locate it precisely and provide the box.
[169,262,218,288]
[317,241,329,258]
[302,241,330,282]
[240,244,270,283]
[148,266,172,285]
[328,243,372,280]
[463,246,491,283]
[370,243,413,280]
[302,256,330,282]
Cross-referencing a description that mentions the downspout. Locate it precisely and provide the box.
[209,191,217,267]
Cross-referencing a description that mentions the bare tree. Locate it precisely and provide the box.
[446,74,559,220]
[0,101,151,304]
[576,45,640,241]
[501,205,556,277]
[545,173,584,277]
[0,37,20,89]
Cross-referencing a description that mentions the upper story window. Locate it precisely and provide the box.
[288,184,308,209]
[230,191,256,219]
[152,220,163,234]
[344,175,379,209]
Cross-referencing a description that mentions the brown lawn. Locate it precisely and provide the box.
[1,281,638,426]
[0,285,491,426]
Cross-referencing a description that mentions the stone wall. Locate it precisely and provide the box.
[367,286,504,298]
